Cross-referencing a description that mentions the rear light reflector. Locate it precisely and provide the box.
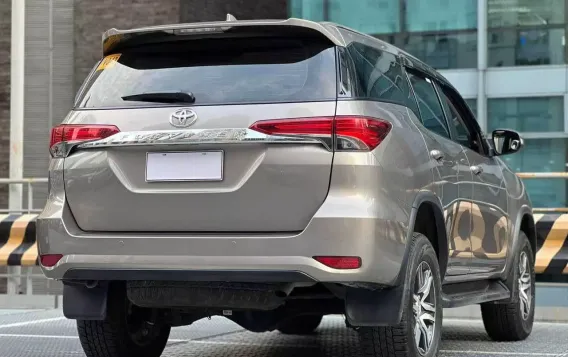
[40,254,63,268]
[314,256,362,269]
[49,124,120,150]
[248,116,391,151]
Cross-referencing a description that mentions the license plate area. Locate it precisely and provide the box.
[146,151,224,182]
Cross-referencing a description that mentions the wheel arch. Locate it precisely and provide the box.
[499,205,535,302]
[344,192,448,328]
[404,191,449,282]
[519,212,537,260]
[507,205,536,272]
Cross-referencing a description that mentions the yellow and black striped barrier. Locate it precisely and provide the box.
[0,214,38,266]
[0,213,565,282]
[534,213,568,282]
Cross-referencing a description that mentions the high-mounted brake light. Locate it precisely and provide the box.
[49,124,120,156]
[248,116,391,151]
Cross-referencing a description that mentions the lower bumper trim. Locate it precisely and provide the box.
[62,269,317,283]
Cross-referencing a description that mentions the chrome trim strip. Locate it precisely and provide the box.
[51,129,332,158]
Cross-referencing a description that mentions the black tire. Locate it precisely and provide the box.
[481,232,535,341]
[358,232,443,357]
[77,286,170,357]
[277,314,323,335]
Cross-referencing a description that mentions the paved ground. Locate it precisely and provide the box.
[0,309,567,357]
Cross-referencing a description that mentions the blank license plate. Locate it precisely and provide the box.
[146,151,224,182]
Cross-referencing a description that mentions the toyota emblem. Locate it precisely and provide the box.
[170,108,197,128]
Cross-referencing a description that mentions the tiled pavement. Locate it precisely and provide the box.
[0,309,567,357]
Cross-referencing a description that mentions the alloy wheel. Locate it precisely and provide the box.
[413,261,436,355]
[518,251,532,320]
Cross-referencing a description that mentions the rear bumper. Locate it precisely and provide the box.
[37,197,409,286]
[38,156,411,286]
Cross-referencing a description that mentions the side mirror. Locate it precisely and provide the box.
[491,129,523,156]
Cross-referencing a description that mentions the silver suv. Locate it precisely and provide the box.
[38,17,536,357]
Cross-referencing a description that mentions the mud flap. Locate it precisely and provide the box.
[344,285,405,327]
[63,282,108,320]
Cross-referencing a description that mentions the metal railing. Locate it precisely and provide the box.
[0,178,51,303]
[516,172,568,213]
[0,177,48,214]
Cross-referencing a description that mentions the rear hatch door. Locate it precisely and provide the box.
[61,31,338,232]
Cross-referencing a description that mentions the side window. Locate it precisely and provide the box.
[438,90,472,147]
[406,72,450,139]
[438,83,486,154]
[344,42,420,117]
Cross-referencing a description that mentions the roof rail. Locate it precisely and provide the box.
[226,13,237,21]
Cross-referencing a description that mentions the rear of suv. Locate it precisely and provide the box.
[38,17,537,357]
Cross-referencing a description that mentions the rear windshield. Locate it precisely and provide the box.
[76,38,337,108]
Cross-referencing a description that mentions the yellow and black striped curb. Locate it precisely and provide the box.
[0,214,38,266]
[0,213,566,278]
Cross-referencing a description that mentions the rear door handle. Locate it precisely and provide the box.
[430,150,444,161]
[470,165,483,175]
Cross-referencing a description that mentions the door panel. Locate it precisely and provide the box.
[406,71,472,276]
[420,133,472,276]
[434,79,509,275]
[465,151,509,274]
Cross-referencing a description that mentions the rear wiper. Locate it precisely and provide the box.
[121,91,196,104]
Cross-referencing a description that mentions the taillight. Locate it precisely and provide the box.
[335,116,391,151]
[248,116,390,151]
[314,256,362,269]
[49,124,120,157]
[248,117,333,136]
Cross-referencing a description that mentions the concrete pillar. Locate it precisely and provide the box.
[477,0,488,133]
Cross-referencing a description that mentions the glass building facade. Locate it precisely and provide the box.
[290,0,568,209]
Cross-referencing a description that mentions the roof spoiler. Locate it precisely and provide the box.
[100,17,344,56]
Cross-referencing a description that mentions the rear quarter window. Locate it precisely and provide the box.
[76,38,337,108]
[340,42,419,116]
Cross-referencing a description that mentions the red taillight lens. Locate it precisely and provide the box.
[314,256,362,269]
[249,117,334,136]
[248,116,390,151]
[335,116,391,151]
[49,124,120,149]
[40,254,63,267]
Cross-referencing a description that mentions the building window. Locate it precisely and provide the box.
[403,32,477,69]
[328,0,400,34]
[488,28,565,66]
[465,98,477,114]
[404,0,477,32]
[289,0,325,21]
[488,0,565,28]
[501,138,568,208]
[288,0,478,69]
[487,97,564,132]
[488,96,566,208]
[488,0,566,67]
